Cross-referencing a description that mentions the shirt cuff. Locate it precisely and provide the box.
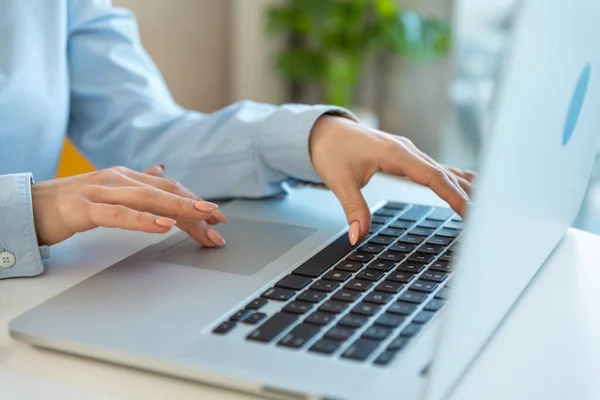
[259,104,357,183]
[0,173,45,279]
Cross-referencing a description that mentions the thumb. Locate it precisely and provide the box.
[332,183,371,246]
[144,164,165,177]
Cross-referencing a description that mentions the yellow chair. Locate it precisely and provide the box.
[57,139,95,178]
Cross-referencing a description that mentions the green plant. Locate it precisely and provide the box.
[267,0,452,108]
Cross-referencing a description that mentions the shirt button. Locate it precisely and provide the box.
[0,251,16,268]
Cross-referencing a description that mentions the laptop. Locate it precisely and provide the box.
[9,0,599,399]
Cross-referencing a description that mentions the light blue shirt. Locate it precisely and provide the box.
[0,0,349,279]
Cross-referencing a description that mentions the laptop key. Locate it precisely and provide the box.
[323,270,352,282]
[440,251,456,262]
[389,219,414,230]
[332,289,362,303]
[408,252,435,264]
[418,219,443,229]
[362,326,393,341]
[409,227,435,237]
[375,281,404,294]
[375,208,399,218]
[305,311,335,326]
[356,269,385,282]
[292,234,354,278]
[427,208,454,221]
[437,228,460,238]
[445,220,465,230]
[384,202,407,210]
[374,351,397,366]
[345,279,373,292]
[346,252,374,263]
[359,243,385,254]
[310,339,341,355]
[375,313,405,328]
[244,312,267,325]
[363,292,393,305]
[283,301,313,315]
[372,216,393,225]
[379,251,406,263]
[387,301,417,316]
[380,228,404,237]
[410,280,438,293]
[276,275,312,291]
[369,235,394,245]
[310,279,340,293]
[387,337,408,352]
[297,290,327,303]
[426,235,452,246]
[413,311,435,325]
[421,271,448,283]
[338,314,369,329]
[429,260,453,273]
[245,298,267,310]
[230,309,254,322]
[417,244,444,255]
[398,234,425,244]
[325,326,355,342]
[319,300,348,314]
[435,288,450,300]
[396,261,426,274]
[398,290,428,304]
[424,299,445,312]
[399,323,422,338]
[262,287,295,301]
[342,339,381,361]
[351,302,381,317]
[388,242,415,253]
[213,321,236,335]
[367,260,396,272]
[386,271,416,284]
[399,205,432,222]
[369,223,384,234]
[278,323,320,349]
[247,312,298,343]
[335,260,363,273]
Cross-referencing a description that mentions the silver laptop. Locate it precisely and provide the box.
[9,1,599,399]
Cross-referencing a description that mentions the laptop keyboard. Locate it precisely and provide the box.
[211,202,463,367]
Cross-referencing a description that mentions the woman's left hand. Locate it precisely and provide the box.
[309,115,475,246]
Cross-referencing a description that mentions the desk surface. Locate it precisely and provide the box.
[2,183,600,400]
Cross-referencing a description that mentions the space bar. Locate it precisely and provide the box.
[292,234,354,278]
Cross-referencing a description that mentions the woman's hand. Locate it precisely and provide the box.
[309,115,475,245]
[32,165,227,247]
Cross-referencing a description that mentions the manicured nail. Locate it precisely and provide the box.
[213,210,229,223]
[155,217,177,227]
[158,164,165,171]
[207,228,226,246]
[194,201,219,213]
[349,221,360,246]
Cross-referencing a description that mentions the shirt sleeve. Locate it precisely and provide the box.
[0,174,45,279]
[66,0,355,199]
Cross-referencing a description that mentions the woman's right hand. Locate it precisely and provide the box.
[32,165,227,247]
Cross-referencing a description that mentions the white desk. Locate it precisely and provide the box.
[2,183,600,400]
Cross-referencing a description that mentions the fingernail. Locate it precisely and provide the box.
[158,164,165,171]
[213,210,229,223]
[349,221,360,246]
[207,228,226,246]
[194,201,219,213]
[155,217,177,227]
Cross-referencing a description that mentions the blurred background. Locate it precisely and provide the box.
[58,0,600,235]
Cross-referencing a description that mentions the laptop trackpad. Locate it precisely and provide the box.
[155,217,316,276]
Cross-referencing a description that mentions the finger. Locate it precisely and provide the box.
[329,176,371,246]
[382,144,469,216]
[412,150,471,201]
[113,167,228,224]
[144,164,165,177]
[90,186,220,221]
[177,219,225,247]
[88,203,176,233]
[446,166,476,182]
[454,175,473,197]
